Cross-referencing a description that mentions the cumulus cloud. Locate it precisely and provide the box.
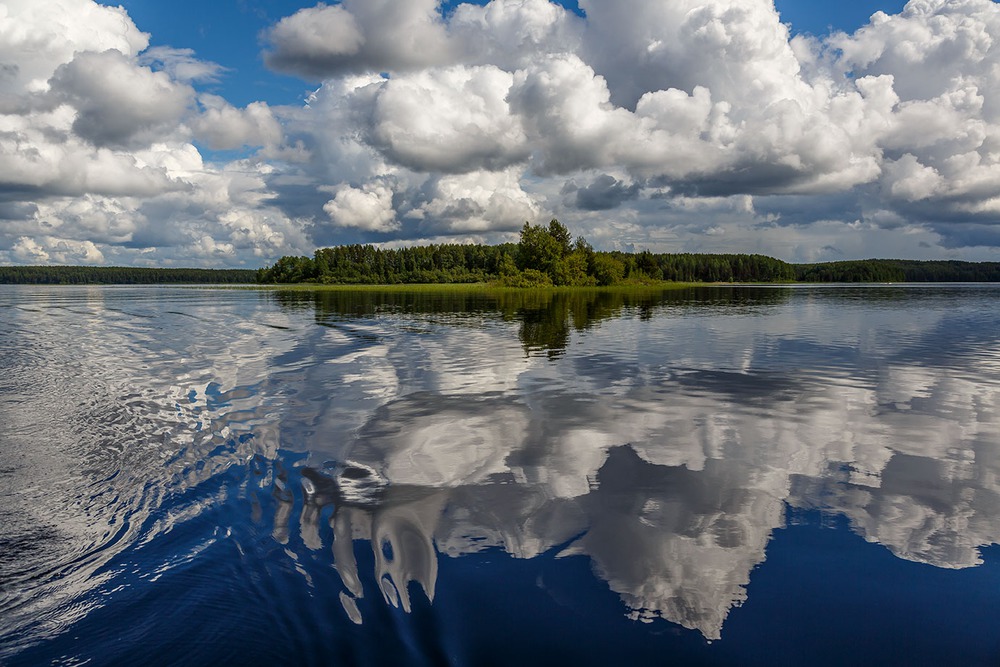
[579,0,805,109]
[825,0,1000,245]
[263,0,453,78]
[275,0,1000,255]
[323,182,399,232]
[6,0,1000,265]
[192,96,283,151]
[12,235,104,264]
[414,169,540,233]
[49,49,195,148]
[0,0,148,106]
[449,0,585,70]
[367,65,529,173]
[0,0,310,267]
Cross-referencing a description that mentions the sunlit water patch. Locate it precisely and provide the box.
[3,284,1000,665]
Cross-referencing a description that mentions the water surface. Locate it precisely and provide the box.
[2,284,1000,666]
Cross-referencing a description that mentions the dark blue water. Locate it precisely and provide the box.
[2,284,1000,666]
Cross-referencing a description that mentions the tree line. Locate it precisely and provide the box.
[0,266,258,284]
[792,259,1000,282]
[256,220,797,286]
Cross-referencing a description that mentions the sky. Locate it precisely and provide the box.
[1,0,999,267]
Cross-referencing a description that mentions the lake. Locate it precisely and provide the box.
[2,284,1000,666]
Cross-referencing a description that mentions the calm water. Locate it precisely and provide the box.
[2,284,1000,666]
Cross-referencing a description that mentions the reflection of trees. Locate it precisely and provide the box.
[273,286,794,357]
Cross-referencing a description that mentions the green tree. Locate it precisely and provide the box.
[516,221,564,277]
[590,254,625,286]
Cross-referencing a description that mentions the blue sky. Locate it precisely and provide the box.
[3,0,1000,267]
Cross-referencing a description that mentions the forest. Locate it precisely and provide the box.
[256,220,796,285]
[0,266,257,285]
[793,259,1000,282]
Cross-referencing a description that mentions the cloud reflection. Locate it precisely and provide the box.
[4,284,1000,652]
[260,285,1000,639]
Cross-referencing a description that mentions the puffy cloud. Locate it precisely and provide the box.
[192,96,283,151]
[263,0,453,78]
[262,3,366,78]
[323,182,399,232]
[449,0,585,69]
[0,0,148,110]
[579,0,805,109]
[832,0,1000,106]
[0,0,312,267]
[48,49,194,148]
[507,55,639,174]
[414,169,541,233]
[883,154,944,202]
[0,103,187,197]
[12,235,104,264]
[825,0,1000,243]
[367,65,529,173]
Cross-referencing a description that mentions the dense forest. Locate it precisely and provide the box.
[793,259,1000,282]
[257,220,796,286]
[0,266,257,285]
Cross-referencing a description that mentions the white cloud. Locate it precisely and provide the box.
[831,0,1000,105]
[0,0,314,267]
[323,182,399,232]
[139,46,226,84]
[368,65,529,173]
[579,0,805,109]
[0,0,148,108]
[193,96,283,151]
[263,0,453,78]
[7,0,1000,265]
[12,235,104,264]
[49,49,194,148]
[416,168,541,233]
[449,0,584,70]
[883,154,944,202]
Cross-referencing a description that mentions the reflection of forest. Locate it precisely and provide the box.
[275,286,794,356]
